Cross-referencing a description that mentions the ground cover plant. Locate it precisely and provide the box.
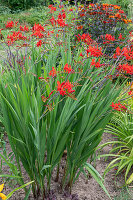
[98,82,133,187]
[0,1,133,199]
[99,110,133,184]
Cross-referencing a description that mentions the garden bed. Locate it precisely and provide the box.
[0,2,133,200]
[1,133,132,200]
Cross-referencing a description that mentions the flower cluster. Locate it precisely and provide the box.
[76,33,93,45]
[19,25,29,32]
[77,2,132,49]
[32,23,45,32]
[90,59,101,68]
[113,46,133,60]
[50,12,68,27]
[31,23,45,38]
[79,3,132,25]
[64,63,73,73]
[49,67,57,77]
[57,80,75,96]
[86,45,103,57]
[110,102,127,111]
[36,40,42,47]
[5,20,14,28]
[48,4,57,13]
[7,31,27,45]
[117,63,133,75]
[103,34,115,44]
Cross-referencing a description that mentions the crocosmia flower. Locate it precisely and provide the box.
[49,67,57,77]
[57,80,75,96]
[64,63,73,73]
[110,102,127,111]
[36,40,42,47]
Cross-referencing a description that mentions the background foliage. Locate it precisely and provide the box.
[0,0,48,11]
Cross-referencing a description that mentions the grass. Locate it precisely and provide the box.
[114,187,133,200]
[0,6,51,27]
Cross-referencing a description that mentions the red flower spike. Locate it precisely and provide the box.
[64,63,73,73]
[5,21,14,28]
[80,53,84,57]
[110,102,127,111]
[57,80,75,96]
[117,63,133,75]
[118,33,125,40]
[36,40,42,47]
[49,67,57,77]
[39,77,44,80]
[86,46,103,57]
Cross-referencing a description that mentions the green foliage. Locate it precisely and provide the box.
[113,187,133,200]
[0,6,50,27]
[0,0,45,11]
[0,1,131,198]
[0,37,121,197]
[99,111,133,184]
[6,181,34,199]
[0,4,11,14]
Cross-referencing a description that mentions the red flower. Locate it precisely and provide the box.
[39,77,44,80]
[119,9,125,14]
[90,59,95,66]
[62,12,66,19]
[86,46,103,57]
[128,91,132,95]
[117,63,133,75]
[110,102,127,111]
[48,5,56,12]
[75,33,93,45]
[5,21,14,28]
[7,31,27,45]
[118,33,125,40]
[49,67,57,77]
[31,31,44,38]
[50,16,57,26]
[57,80,75,96]
[80,53,84,57]
[64,63,73,73]
[103,34,115,44]
[113,47,121,58]
[90,59,101,68]
[36,40,42,47]
[122,47,133,60]
[32,23,45,32]
[20,25,29,32]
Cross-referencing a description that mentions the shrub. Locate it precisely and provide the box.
[76,3,132,56]
[0,0,45,11]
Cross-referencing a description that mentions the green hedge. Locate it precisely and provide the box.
[0,0,46,11]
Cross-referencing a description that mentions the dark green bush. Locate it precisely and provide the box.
[0,0,45,11]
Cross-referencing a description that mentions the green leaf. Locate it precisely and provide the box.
[41,165,51,175]
[24,185,32,200]
[126,173,133,185]
[0,174,22,179]
[85,163,112,200]
[6,181,34,199]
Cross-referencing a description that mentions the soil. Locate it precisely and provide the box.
[0,132,133,200]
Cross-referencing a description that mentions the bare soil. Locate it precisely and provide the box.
[0,133,133,200]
